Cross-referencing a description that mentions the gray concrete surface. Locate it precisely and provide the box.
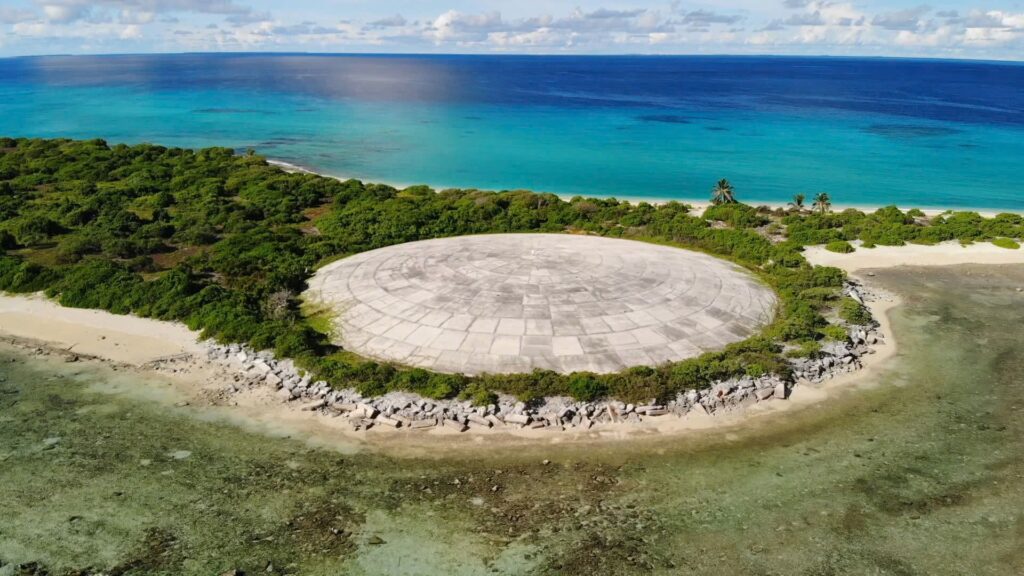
[305,234,777,375]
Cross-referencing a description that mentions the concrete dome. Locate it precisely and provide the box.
[305,234,776,375]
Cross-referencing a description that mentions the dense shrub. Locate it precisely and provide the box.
[838,297,872,325]
[703,203,770,228]
[992,237,1020,250]
[566,372,608,401]
[825,240,855,253]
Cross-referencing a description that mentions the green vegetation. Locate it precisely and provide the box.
[782,204,1024,248]
[1,138,1020,404]
[825,240,855,253]
[838,297,872,325]
[992,237,1020,250]
[703,202,770,228]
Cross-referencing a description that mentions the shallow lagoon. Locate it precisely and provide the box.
[2,265,1024,575]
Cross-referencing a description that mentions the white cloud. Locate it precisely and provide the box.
[872,5,931,31]
[119,23,141,38]
[34,0,257,24]
[3,1,1024,59]
[41,3,91,23]
[367,14,406,28]
[0,7,37,24]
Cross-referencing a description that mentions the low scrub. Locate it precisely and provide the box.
[825,240,855,253]
[992,237,1020,250]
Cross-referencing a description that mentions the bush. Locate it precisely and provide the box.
[785,340,822,358]
[825,240,855,253]
[821,324,848,341]
[459,382,498,406]
[838,297,872,325]
[566,372,608,401]
[702,203,769,228]
[992,237,1020,250]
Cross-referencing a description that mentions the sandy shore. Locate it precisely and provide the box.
[0,294,204,365]
[268,159,1018,218]
[804,240,1024,272]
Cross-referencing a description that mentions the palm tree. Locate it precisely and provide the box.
[788,194,806,212]
[812,192,832,215]
[710,179,736,205]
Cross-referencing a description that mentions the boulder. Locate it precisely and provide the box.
[301,400,326,411]
[773,382,787,400]
[468,414,492,427]
[443,418,468,432]
[503,413,530,425]
[356,403,379,419]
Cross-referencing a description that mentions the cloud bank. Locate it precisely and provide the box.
[1,0,1023,60]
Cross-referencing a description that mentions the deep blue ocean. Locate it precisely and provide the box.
[1,53,1022,209]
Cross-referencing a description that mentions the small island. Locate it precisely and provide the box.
[1,138,1023,435]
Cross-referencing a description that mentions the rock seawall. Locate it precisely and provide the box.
[138,280,892,434]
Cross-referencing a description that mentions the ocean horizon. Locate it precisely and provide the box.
[2,52,1022,210]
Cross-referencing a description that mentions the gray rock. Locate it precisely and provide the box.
[443,418,468,432]
[773,382,787,400]
[301,400,326,411]
[503,413,530,425]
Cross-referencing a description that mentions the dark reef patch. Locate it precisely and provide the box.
[637,114,692,125]
[194,108,274,115]
[864,124,961,139]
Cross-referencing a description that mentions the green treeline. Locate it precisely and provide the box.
[1,138,1020,403]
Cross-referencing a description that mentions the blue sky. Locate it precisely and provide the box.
[1,1,1023,59]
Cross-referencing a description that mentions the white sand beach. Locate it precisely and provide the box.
[804,240,1024,272]
[267,159,1018,218]
[0,294,204,365]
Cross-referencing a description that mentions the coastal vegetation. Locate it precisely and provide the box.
[1,138,1022,403]
[825,240,856,253]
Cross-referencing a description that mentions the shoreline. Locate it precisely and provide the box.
[803,240,1024,271]
[0,285,891,449]
[4,238,1023,448]
[267,159,1021,218]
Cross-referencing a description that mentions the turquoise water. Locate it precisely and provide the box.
[1,54,1022,209]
